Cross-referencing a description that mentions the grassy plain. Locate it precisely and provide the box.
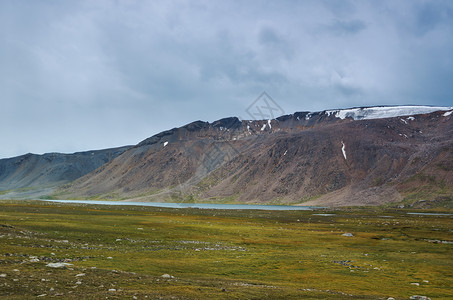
[0,201,452,299]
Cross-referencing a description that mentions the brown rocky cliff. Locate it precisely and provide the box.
[58,109,453,207]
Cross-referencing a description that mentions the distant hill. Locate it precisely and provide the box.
[0,147,130,191]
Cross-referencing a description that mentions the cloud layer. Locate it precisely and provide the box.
[1,0,452,158]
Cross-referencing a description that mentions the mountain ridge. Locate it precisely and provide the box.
[136,105,453,148]
[56,105,453,207]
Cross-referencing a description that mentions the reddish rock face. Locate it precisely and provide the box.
[55,107,452,207]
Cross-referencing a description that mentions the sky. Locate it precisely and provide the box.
[1,0,453,158]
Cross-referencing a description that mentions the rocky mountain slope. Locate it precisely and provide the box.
[53,106,453,207]
[0,147,130,192]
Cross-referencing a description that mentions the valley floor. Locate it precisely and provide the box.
[0,201,452,299]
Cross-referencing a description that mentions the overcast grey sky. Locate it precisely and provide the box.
[1,0,453,158]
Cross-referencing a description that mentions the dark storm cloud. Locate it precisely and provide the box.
[1,0,452,158]
[413,1,453,36]
[325,19,367,36]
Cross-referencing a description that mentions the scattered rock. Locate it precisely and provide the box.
[332,260,360,269]
[410,296,431,300]
[0,274,6,278]
[29,256,40,263]
[424,239,453,244]
[75,273,85,277]
[161,274,174,279]
[410,282,420,286]
[37,294,47,297]
[108,289,116,292]
[107,257,113,259]
[46,262,73,268]
[341,233,354,237]
[387,297,395,300]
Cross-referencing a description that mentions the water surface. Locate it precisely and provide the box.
[43,200,317,211]
[407,212,453,216]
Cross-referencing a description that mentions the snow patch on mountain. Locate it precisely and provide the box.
[325,106,452,121]
[341,141,347,160]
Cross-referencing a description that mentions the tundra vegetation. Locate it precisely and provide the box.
[0,200,452,299]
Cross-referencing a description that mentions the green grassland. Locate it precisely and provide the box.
[0,201,452,299]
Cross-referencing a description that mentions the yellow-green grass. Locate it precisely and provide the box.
[0,200,452,299]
